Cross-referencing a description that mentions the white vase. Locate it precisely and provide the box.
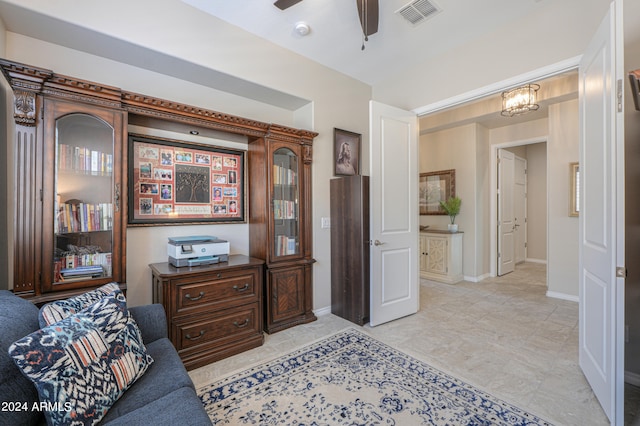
[448,224,458,232]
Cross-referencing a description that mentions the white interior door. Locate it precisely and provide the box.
[514,155,527,264]
[369,100,419,327]
[579,1,624,423]
[498,149,515,276]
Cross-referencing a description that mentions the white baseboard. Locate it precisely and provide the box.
[626,370,640,386]
[546,291,578,303]
[463,273,491,283]
[526,258,547,265]
[314,306,332,317]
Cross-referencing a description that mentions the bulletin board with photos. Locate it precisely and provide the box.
[128,134,245,225]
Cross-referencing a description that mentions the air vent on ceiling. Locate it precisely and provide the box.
[396,0,441,26]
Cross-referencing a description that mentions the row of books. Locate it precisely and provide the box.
[273,164,297,186]
[56,202,113,234]
[275,235,297,256]
[58,144,113,175]
[273,199,297,220]
[54,253,112,282]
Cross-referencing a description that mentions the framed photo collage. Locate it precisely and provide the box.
[128,135,245,225]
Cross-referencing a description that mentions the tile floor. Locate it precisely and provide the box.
[189,263,621,425]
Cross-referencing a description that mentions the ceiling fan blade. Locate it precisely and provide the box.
[274,0,303,10]
[357,0,379,36]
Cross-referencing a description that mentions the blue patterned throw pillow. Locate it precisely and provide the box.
[9,290,154,426]
[38,282,120,327]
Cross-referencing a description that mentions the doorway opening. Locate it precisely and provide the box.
[494,141,547,284]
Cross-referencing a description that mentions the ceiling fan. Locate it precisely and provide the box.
[274,0,379,46]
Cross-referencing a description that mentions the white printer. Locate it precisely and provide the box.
[167,235,229,267]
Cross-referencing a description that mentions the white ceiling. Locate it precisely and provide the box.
[183,0,547,86]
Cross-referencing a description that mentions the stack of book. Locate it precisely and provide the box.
[59,265,104,281]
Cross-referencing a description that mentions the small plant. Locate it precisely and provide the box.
[440,196,461,224]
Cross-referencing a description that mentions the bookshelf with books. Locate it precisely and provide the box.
[42,99,125,296]
[4,89,127,302]
[249,130,318,334]
[0,60,128,303]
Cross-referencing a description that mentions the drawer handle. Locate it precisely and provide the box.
[184,291,205,301]
[233,283,250,292]
[185,330,205,340]
[234,318,250,328]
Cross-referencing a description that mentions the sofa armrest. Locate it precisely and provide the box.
[129,304,168,344]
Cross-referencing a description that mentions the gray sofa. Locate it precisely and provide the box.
[0,290,212,426]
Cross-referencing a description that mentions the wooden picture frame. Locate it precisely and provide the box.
[334,128,361,176]
[570,162,579,217]
[128,134,245,225]
[419,169,456,215]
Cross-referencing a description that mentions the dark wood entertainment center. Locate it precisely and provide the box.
[1,58,318,365]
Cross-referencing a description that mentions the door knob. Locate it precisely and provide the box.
[374,240,385,246]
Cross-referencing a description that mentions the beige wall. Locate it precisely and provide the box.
[546,100,579,299]
[475,125,491,278]
[525,143,548,262]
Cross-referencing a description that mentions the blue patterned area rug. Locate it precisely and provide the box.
[198,329,553,425]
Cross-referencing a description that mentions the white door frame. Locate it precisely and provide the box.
[490,138,547,278]
[497,149,516,276]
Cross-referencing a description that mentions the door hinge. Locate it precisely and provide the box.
[498,252,501,259]
[40,189,43,202]
[617,79,623,113]
[616,267,626,278]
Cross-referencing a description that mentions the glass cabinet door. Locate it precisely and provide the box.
[53,113,115,285]
[272,147,300,258]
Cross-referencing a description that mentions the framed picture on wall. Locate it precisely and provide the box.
[334,128,361,176]
[128,134,245,225]
[419,169,456,215]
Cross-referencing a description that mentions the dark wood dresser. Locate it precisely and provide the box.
[149,255,264,370]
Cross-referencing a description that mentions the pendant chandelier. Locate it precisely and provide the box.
[501,84,540,117]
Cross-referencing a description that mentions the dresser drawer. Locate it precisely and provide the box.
[174,272,258,314]
[172,303,261,352]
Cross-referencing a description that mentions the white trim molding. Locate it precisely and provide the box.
[412,56,582,116]
[314,306,332,317]
[464,273,491,283]
[546,291,578,303]
[525,258,547,265]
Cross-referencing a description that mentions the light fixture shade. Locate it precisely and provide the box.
[501,84,540,117]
